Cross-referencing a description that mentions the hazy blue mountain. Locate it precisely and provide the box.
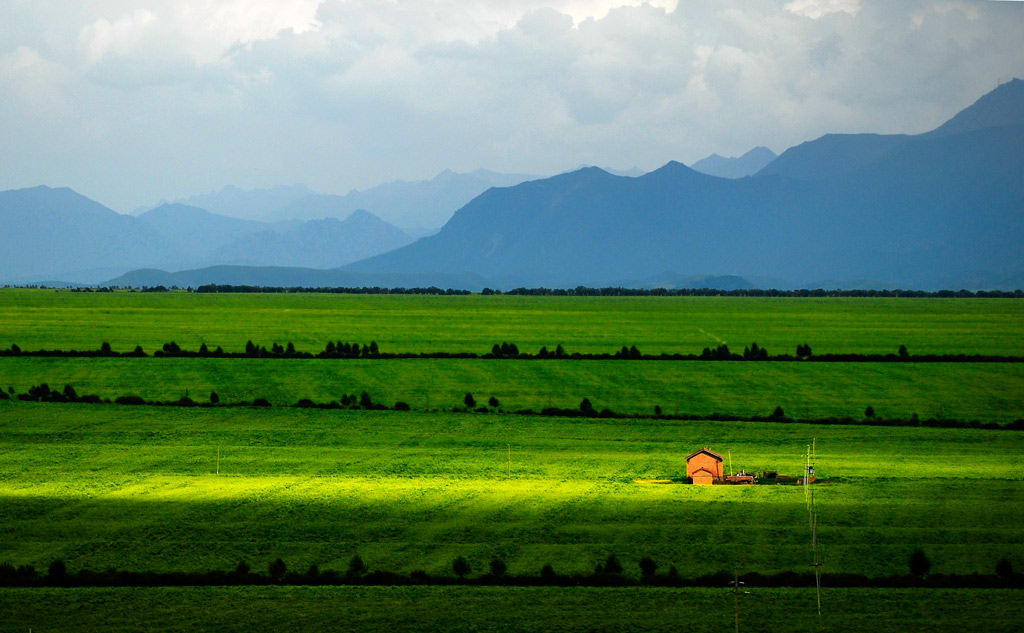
[168,184,316,221]
[346,80,1024,290]
[271,169,540,229]
[0,186,171,283]
[211,210,413,269]
[690,147,777,179]
[921,78,1024,138]
[570,165,646,178]
[136,203,275,262]
[105,265,489,291]
[1,191,411,282]
[755,133,910,181]
[759,78,1024,181]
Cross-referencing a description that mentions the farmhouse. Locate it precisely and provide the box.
[686,448,724,485]
[686,448,756,484]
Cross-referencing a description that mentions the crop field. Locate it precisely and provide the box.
[2,289,1023,356]
[2,357,1024,421]
[1,402,1022,579]
[1,289,1022,630]
[3,586,1023,633]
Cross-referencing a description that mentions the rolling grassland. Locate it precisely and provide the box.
[1,403,1021,579]
[1,289,1021,631]
[3,586,1024,633]
[2,289,1022,356]
[2,357,1023,421]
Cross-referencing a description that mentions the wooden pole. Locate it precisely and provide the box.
[734,569,740,633]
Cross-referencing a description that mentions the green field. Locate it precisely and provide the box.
[2,289,1023,355]
[2,357,1023,421]
[2,402,1022,579]
[3,586,1023,633]
[1,290,1022,629]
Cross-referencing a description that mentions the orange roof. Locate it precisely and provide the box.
[685,447,724,462]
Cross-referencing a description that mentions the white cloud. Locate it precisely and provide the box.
[0,1,1022,212]
[785,0,861,19]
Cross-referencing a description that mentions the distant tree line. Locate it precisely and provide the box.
[11,284,1024,296]
[486,286,1024,298]
[1,551,1019,589]
[193,284,472,295]
[5,382,1022,431]
[3,340,1022,363]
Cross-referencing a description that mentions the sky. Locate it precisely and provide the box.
[1,0,1022,212]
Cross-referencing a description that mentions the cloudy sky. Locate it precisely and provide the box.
[1,0,1022,212]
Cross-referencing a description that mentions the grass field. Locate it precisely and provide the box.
[2,402,1022,580]
[2,289,1023,356]
[1,290,1022,630]
[2,357,1023,421]
[3,586,1023,633]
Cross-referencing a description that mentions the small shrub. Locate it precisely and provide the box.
[996,557,1014,578]
[452,556,471,578]
[47,559,67,581]
[347,555,367,579]
[488,396,499,408]
[601,554,623,575]
[252,398,271,407]
[489,557,507,578]
[864,406,875,418]
[540,564,556,582]
[639,557,657,579]
[464,393,476,408]
[393,401,410,411]
[268,558,287,582]
[115,395,145,405]
[909,549,931,577]
[209,391,220,405]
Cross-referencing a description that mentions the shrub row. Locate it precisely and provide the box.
[3,341,1023,362]
[3,555,1021,589]
[5,383,1023,431]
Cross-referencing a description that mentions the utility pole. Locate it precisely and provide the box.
[732,569,748,633]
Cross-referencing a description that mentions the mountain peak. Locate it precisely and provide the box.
[924,77,1024,138]
[690,148,777,179]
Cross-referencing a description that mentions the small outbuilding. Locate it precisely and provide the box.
[686,448,724,485]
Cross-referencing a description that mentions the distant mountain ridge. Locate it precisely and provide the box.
[210,210,413,269]
[270,169,540,230]
[5,80,1022,290]
[0,190,413,284]
[105,266,490,291]
[345,79,1024,290]
[690,147,777,178]
[167,184,315,221]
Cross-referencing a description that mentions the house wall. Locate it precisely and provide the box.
[692,471,715,485]
[686,452,723,479]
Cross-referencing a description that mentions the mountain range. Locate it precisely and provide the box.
[346,79,1024,290]
[3,79,1022,290]
[0,192,414,284]
[147,169,539,231]
[689,147,778,179]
